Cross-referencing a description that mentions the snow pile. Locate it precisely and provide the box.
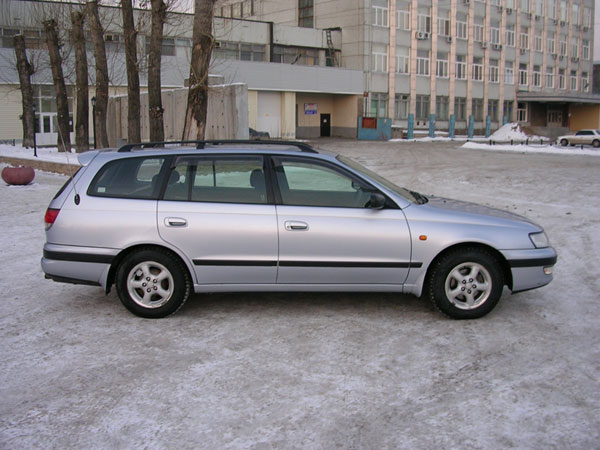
[462,141,600,156]
[489,122,539,141]
[0,144,79,165]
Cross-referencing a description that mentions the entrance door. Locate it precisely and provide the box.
[547,110,563,127]
[320,113,331,137]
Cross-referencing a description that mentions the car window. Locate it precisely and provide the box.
[163,156,267,204]
[274,158,372,208]
[576,130,593,136]
[88,157,166,199]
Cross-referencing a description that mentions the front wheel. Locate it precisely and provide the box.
[427,248,504,319]
[116,248,191,318]
[593,140,600,148]
[560,139,569,146]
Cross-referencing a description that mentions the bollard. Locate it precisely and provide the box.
[511,139,514,145]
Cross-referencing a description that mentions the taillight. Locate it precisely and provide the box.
[44,208,60,230]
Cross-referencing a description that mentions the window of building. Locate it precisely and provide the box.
[104,34,124,53]
[547,36,555,54]
[506,26,515,47]
[507,0,515,8]
[490,24,501,45]
[489,59,499,83]
[272,46,315,65]
[438,16,450,36]
[370,93,388,118]
[33,85,74,135]
[396,47,409,74]
[517,102,527,122]
[571,37,578,58]
[570,70,577,90]
[583,40,590,59]
[417,9,431,33]
[582,72,589,92]
[474,22,484,42]
[395,94,410,120]
[560,36,567,55]
[416,50,430,76]
[535,0,543,15]
[456,14,467,40]
[298,0,313,28]
[436,52,449,78]
[548,0,556,19]
[519,27,529,50]
[373,52,388,72]
[455,54,467,80]
[584,8,592,28]
[546,66,554,88]
[397,4,411,30]
[145,37,175,56]
[519,63,528,87]
[533,65,541,87]
[558,68,565,89]
[505,61,514,85]
[436,96,449,121]
[488,99,498,122]
[455,97,466,121]
[560,0,567,21]
[472,57,483,82]
[416,95,430,120]
[534,34,542,52]
[572,3,580,25]
[521,0,530,13]
[503,100,514,121]
[472,98,483,121]
[372,5,389,27]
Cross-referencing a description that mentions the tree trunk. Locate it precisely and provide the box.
[121,0,141,143]
[148,0,166,142]
[42,19,71,153]
[87,0,109,148]
[183,0,216,140]
[13,34,35,148]
[71,11,89,153]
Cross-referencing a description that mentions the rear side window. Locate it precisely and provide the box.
[163,156,267,204]
[88,157,167,199]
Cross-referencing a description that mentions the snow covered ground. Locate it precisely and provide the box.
[1,140,599,449]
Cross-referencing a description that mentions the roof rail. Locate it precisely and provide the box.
[117,139,318,153]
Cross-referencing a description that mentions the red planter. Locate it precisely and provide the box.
[1,166,35,185]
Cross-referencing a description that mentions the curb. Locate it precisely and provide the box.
[0,156,79,176]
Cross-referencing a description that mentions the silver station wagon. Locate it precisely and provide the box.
[42,140,557,319]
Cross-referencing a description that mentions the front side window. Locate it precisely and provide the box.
[275,158,373,208]
[163,156,267,204]
[89,157,167,199]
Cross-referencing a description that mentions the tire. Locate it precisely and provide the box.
[427,248,504,320]
[593,140,600,148]
[560,139,568,146]
[116,248,191,318]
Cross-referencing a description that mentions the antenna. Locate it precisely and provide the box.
[56,121,80,203]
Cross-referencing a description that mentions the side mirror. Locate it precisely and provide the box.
[368,192,386,209]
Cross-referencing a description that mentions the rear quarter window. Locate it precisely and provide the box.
[88,157,167,199]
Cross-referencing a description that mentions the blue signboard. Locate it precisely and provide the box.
[304,103,317,115]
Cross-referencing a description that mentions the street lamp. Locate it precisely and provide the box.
[91,96,97,149]
[32,103,37,157]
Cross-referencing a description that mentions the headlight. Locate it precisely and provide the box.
[529,231,549,248]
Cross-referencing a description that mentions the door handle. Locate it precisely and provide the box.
[165,217,187,227]
[285,221,309,231]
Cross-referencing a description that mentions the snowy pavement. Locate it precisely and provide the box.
[1,140,599,449]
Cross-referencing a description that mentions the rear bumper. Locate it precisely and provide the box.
[501,247,558,293]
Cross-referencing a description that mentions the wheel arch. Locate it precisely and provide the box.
[105,244,195,294]
[422,242,513,294]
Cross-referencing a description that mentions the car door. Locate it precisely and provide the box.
[272,156,412,286]
[157,155,278,285]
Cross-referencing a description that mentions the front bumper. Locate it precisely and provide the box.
[501,247,558,293]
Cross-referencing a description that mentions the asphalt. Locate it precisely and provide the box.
[1,139,598,449]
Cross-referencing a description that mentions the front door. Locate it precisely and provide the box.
[272,156,412,285]
[320,113,331,137]
[157,155,278,285]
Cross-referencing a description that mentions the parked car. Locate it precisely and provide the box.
[556,129,600,147]
[42,140,557,319]
[249,127,270,139]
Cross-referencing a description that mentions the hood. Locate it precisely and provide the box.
[426,196,536,226]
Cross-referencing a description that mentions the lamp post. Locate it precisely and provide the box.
[32,103,37,157]
[91,96,97,149]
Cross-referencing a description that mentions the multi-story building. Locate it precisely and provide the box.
[224,0,596,135]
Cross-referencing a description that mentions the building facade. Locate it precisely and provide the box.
[223,0,596,135]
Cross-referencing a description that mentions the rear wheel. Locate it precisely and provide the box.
[116,248,191,318]
[560,138,569,146]
[427,248,504,319]
[593,140,600,148]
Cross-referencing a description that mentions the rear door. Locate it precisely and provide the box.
[157,155,278,285]
[272,156,412,286]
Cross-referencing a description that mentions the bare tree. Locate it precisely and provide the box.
[121,0,141,143]
[71,10,89,152]
[13,35,35,148]
[43,19,71,152]
[147,0,167,142]
[87,0,109,148]
[183,0,216,140]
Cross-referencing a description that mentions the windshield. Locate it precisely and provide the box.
[336,155,427,204]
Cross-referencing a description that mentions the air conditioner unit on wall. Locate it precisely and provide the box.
[481,41,488,49]
[507,8,513,14]
[497,6,503,12]
[527,13,533,20]
[535,15,541,21]
[583,26,589,32]
[572,57,579,62]
[552,53,558,59]
[415,31,430,40]
[446,36,453,43]
[492,43,503,51]
[464,0,470,4]
[214,41,222,48]
[520,48,527,55]
[560,20,566,27]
